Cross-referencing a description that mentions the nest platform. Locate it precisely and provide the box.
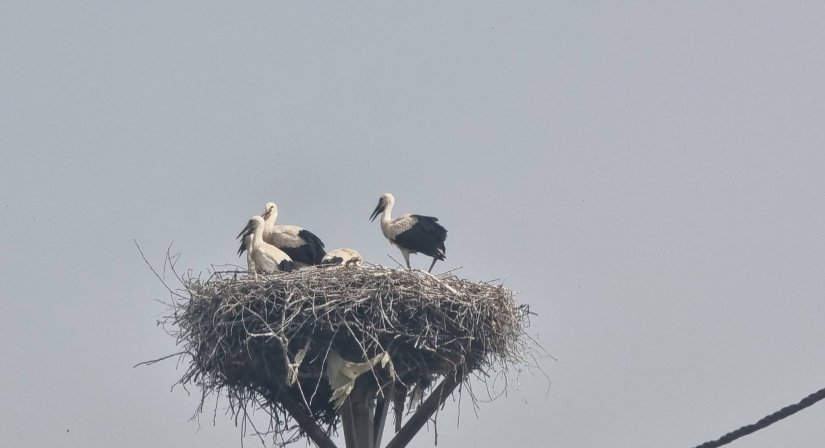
[164,264,530,448]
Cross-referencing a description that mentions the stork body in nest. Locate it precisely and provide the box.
[238,202,327,268]
[320,248,364,266]
[238,216,295,274]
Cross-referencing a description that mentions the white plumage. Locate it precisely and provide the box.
[320,248,364,266]
[238,202,327,268]
[369,193,447,272]
[238,216,295,274]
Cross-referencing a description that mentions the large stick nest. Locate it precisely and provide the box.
[162,264,531,444]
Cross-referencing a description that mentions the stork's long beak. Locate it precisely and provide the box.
[236,221,253,240]
[369,201,384,222]
[237,240,247,257]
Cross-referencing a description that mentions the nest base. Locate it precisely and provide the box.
[165,264,530,447]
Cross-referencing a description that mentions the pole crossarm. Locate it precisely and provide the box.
[383,371,465,448]
[270,382,338,448]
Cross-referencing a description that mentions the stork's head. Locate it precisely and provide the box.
[237,215,265,239]
[369,193,394,221]
[262,202,278,220]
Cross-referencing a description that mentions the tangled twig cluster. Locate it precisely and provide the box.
[160,263,531,446]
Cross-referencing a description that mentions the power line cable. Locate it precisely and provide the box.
[692,386,825,448]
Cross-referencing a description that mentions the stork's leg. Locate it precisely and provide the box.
[427,257,438,273]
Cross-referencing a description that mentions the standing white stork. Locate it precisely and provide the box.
[320,248,364,266]
[369,193,447,272]
[237,216,295,274]
[238,202,327,267]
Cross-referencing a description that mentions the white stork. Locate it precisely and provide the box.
[369,193,447,272]
[320,248,364,266]
[238,202,327,267]
[237,216,295,274]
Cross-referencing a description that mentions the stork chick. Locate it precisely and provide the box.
[320,248,364,267]
[238,202,327,267]
[369,193,447,272]
[237,216,295,274]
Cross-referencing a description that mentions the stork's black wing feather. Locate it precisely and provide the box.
[394,215,447,259]
[278,260,295,273]
[281,229,326,265]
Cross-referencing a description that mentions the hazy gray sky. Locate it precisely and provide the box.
[2,2,825,447]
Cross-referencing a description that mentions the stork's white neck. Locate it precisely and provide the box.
[381,195,395,224]
[264,211,278,228]
[252,221,265,245]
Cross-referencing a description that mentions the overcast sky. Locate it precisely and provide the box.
[2,2,825,447]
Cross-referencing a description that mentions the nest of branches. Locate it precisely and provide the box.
[161,263,531,444]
